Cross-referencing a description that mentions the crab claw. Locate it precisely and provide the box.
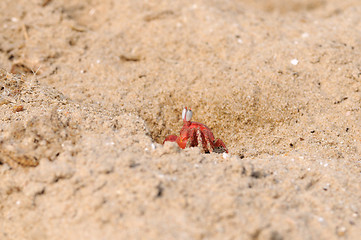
[163,135,178,144]
[213,139,229,153]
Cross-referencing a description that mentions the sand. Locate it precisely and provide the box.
[0,0,360,239]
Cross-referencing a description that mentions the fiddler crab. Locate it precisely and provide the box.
[163,107,228,153]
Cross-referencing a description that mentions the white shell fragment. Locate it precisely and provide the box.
[301,32,309,38]
[291,59,299,65]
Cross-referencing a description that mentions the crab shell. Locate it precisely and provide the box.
[164,107,228,153]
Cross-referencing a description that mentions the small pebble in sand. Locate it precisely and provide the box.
[336,226,347,236]
[291,59,299,65]
[12,105,24,113]
[301,32,309,38]
[89,8,96,16]
[105,141,115,146]
[223,153,229,159]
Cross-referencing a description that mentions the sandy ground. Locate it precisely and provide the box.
[0,0,361,239]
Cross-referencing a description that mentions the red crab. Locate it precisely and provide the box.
[163,107,228,153]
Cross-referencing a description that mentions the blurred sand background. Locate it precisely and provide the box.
[0,0,361,239]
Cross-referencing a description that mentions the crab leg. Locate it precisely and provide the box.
[203,130,214,153]
[185,128,197,148]
[214,139,228,153]
[185,132,193,148]
[194,128,212,153]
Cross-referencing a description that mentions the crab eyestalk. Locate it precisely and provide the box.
[186,109,193,121]
[182,107,187,120]
[182,107,193,122]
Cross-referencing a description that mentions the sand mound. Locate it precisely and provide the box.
[1,0,360,239]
